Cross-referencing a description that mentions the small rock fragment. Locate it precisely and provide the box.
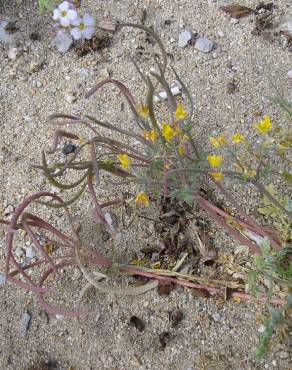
[4,205,14,216]
[169,309,184,327]
[65,92,77,104]
[0,272,6,285]
[20,311,31,337]
[212,312,221,322]
[258,324,266,333]
[52,31,73,53]
[178,30,192,48]
[195,37,214,53]
[278,351,289,359]
[288,69,292,78]
[79,67,89,76]
[26,246,36,259]
[226,81,237,94]
[0,20,14,43]
[154,86,181,102]
[280,19,292,36]
[62,142,76,155]
[8,47,20,60]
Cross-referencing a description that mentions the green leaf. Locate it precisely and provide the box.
[282,170,292,184]
[258,207,272,216]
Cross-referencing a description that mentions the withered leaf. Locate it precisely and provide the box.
[129,315,145,332]
[169,309,184,327]
[220,4,254,19]
[159,331,172,349]
[157,281,175,296]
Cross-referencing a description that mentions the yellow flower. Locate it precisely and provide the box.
[135,192,150,207]
[143,129,158,143]
[136,104,149,119]
[79,137,87,145]
[175,103,187,120]
[162,122,177,142]
[209,172,224,181]
[253,115,272,134]
[210,135,227,148]
[178,145,185,156]
[208,155,223,168]
[232,132,245,143]
[117,153,132,169]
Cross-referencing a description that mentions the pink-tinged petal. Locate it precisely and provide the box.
[53,9,61,20]
[59,1,69,11]
[60,17,70,27]
[83,13,95,26]
[67,9,78,20]
[71,28,82,40]
[82,27,95,40]
[71,16,81,26]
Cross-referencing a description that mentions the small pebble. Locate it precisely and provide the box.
[79,67,89,76]
[178,30,192,48]
[4,205,13,216]
[195,37,214,53]
[0,272,6,285]
[55,314,65,320]
[65,92,77,104]
[8,47,20,60]
[26,246,36,259]
[52,31,73,53]
[258,325,266,333]
[287,69,292,78]
[212,313,221,322]
[230,18,239,24]
[15,247,24,258]
[278,351,289,359]
[20,311,31,337]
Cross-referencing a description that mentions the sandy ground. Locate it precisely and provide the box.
[0,0,292,369]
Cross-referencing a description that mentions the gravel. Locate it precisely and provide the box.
[0,0,291,369]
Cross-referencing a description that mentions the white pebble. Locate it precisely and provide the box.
[178,30,192,48]
[8,47,20,60]
[287,69,292,78]
[212,313,221,322]
[195,37,214,53]
[154,86,181,102]
[26,246,36,259]
[258,325,266,333]
[0,272,6,285]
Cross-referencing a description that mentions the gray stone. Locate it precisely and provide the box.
[20,312,31,337]
[178,30,192,48]
[25,246,36,259]
[52,31,73,53]
[195,37,214,53]
[0,21,14,43]
[8,47,20,60]
[280,19,292,36]
[212,313,221,322]
[278,351,289,359]
[0,272,6,285]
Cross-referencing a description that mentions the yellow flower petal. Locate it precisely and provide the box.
[117,153,132,169]
[207,155,223,168]
[253,115,272,134]
[136,104,149,119]
[162,122,176,142]
[232,132,245,143]
[175,103,187,120]
[210,135,227,148]
[143,129,158,143]
[135,192,150,207]
[209,172,224,181]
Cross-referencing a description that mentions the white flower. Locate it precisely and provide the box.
[53,1,78,27]
[70,13,95,40]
